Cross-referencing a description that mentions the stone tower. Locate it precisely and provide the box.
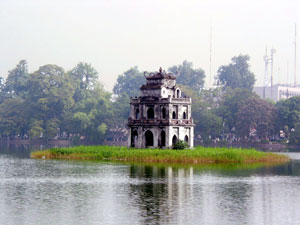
[127,68,194,148]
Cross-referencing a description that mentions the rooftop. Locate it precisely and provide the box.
[144,67,176,80]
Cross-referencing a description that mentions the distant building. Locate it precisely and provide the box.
[254,84,300,102]
[127,68,194,148]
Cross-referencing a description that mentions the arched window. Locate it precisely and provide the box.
[172,135,177,146]
[162,108,166,119]
[145,130,154,147]
[183,112,186,119]
[177,89,180,98]
[147,108,154,119]
[161,130,166,147]
[184,135,189,143]
[172,111,176,119]
[131,130,138,147]
[135,108,139,119]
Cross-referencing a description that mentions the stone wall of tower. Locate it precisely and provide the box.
[127,68,194,149]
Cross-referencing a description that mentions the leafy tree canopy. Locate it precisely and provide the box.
[217,55,255,91]
[113,66,145,97]
[68,62,99,102]
[217,88,255,131]
[235,96,276,139]
[169,60,205,92]
[276,96,300,131]
[4,60,29,98]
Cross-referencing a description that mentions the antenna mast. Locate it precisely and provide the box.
[294,24,297,87]
[209,24,212,88]
[287,61,289,85]
[270,48,276,99]
[263,46,269,99]
[278,66,280,85]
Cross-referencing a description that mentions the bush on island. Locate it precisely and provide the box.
[173,140,189,150]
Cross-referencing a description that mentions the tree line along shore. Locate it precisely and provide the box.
[1,55,300,146]
[31,146,289,165]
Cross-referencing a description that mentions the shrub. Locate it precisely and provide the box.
[260,139,269,144]
[173,140,189,150]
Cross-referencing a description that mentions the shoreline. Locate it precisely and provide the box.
[31,145,290,165]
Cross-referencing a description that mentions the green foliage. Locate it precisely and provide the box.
[0,61,110,143]
[111,93,131,126]
[113,66,145,97]
[169,60,205,92]
[68,62,98,102]
[217,88,254,131]
[235,96,276,139]
[29,120,43,139]
[194,109,223,140]
[288,124,300,146]
[0,58,297,146]
[45,118,60,139]
[4,60,29,98]
[217,55,255,91]
[97,123,107,135]
[173,140,189,150]
[31,145,289,164]
[276,96,300,132]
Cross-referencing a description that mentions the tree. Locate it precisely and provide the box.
[68,85,112,144]
[26,64,75,138]
[113,66,145,97]
[194,109,223,143]
[0,98,28,138]
[68,62,99,102]
[217,88,254,131]
[276,96,300,132]
[217,55,255,91]
[169,60,205,92]
[235,96,276,140]
[112,93,131,126]
[29,120,43,139]
[4,60,29,98]
[289,124,300,146]
[179,85,223,143]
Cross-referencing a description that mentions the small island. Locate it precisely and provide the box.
[31,145,289,164]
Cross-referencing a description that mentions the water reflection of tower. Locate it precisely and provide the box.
[128,165,195,224]
[128,165,168,224]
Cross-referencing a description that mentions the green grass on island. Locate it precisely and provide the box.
[31,145,289,164]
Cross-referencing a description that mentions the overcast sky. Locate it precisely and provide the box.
[0,0,299,91]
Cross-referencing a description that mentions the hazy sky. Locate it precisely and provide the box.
[0,0,299,91]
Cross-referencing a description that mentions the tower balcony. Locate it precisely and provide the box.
[128,118,194,126]
[130,96,192,104]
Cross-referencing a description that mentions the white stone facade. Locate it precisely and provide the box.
[127,68,194,148]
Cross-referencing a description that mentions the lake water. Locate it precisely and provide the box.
[0,144,300,225]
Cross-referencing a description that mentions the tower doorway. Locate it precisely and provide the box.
[147,108,154,119]
[172,135,177,146]
[131,130,138,147]
[145,130,154,147]
[184,135,189,143]
[161,130,166,147]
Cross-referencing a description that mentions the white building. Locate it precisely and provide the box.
[254,84,300,102]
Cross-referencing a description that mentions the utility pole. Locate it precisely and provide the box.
[263,46,269,99]
[270,48,276,100]
[294,24,297,87]
[209,24,212,88]
[278,66,280,85]
[287,61,289,85]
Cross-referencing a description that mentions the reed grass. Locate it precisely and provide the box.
[31,145,289,164]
